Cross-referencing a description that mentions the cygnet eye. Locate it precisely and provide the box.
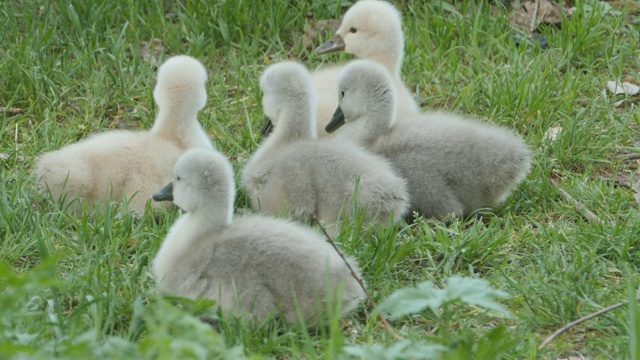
[341,90,345,97]
[349,27,357,34]
[176,176,181,181]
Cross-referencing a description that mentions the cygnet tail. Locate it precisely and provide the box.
[492,141,532,204]
[35,152,92,207]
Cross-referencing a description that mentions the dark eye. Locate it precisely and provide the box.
[176,176,181,181]
[350,27,357,33]
[341,90,345,97]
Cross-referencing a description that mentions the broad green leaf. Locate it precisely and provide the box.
[373,281,446,319]
[374,277,510,319]
[445,277,510,314]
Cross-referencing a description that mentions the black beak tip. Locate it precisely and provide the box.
[261,118,274,137]
[152,182,174,202]
[325,106,346,133]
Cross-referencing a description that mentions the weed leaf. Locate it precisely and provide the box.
[444,277,510,314]
[374,277,510,319]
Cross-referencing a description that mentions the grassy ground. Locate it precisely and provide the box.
[1,0,639,358]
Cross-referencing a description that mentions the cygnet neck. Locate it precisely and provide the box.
[187,187,234,231]
[186,207,232,231]
[271,107,317,146]
[339,111,394,146]
[152,105,202,147]
[368,51,402,78]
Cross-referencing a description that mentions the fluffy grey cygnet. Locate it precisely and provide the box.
[152,148,365,325]
[312,0,419,137]
[241,61,409,236]
[326,60,532,218]
[34,55,213,215]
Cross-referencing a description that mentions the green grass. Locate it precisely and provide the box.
[2,0,640,358]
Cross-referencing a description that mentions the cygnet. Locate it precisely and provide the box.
[241,61,409,236]
[326,60,532,218]
[152,148,365,325]
[35,55,213,215]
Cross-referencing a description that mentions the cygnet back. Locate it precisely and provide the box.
[328,60,532,218]
[152,148,365,325]
[35,55,213,215]
[242,61,409,236]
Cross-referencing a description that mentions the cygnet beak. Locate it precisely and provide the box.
[153,182,174,202]
[325,106,346,133]
[316,34,346,55]
[261,117,274,137]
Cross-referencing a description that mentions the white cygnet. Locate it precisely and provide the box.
[35,55,213,215]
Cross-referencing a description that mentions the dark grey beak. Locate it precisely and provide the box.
[153,182,174,202]
[316,34,346,55]
[261,117,274,137]
[325,106,346,133]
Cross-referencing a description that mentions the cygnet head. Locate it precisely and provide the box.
[325,60,396,143]
[316,0,404,73]
[154,55,208,113]
[260,61,317,139]
[153,149,234,225]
